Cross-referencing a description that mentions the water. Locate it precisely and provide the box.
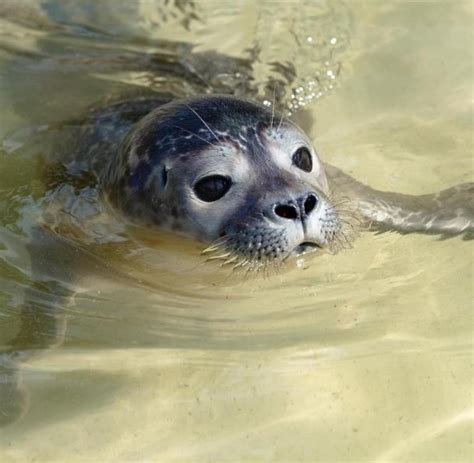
[0,1,472,461]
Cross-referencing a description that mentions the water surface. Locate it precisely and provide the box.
[0,1,472,461]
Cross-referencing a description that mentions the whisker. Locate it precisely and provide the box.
[245,266,255,278]
[270,86,276,129]
[276,110,285,134]
[171,125,218,149]
[232,260,246,270]
[330,198,353,207]
[282,116,304,134]
[183,104,220,144]
[223,256,239,265]
[202,236,230,254]
[333,209,361,217]
[339,230,353,249]
[205,252,232,261]
[339,220,359,234]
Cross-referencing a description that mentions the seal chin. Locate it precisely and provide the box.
[289,241,321,257]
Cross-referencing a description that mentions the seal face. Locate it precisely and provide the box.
[103,95,356,269]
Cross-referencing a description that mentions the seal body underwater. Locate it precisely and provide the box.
[1,93,473,426]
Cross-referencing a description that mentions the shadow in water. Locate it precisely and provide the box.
[1,226,79,427]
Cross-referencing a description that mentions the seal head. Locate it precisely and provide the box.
[103,95,355,268]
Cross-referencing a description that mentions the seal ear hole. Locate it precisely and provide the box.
[292,147,313,172]
[194,175,232,202]
[161,167,168,188]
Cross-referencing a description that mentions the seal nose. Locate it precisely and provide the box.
[274,204,299,220]
[274,193,318,220]
[303,193,318,215]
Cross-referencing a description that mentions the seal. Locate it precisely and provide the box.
[96,94,472,270]
[101,95,356,270]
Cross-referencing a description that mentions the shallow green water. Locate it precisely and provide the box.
[0,1,472,461]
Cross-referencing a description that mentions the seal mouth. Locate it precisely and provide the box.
[290,241,321,257]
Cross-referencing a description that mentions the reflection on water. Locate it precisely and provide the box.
[0,1,472,461]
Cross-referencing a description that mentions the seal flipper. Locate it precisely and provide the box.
[325,164,474,238]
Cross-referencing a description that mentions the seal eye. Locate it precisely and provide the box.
[292,147,313,172]
[194,175,232,202]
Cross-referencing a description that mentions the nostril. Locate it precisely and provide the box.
[304,194,318,215]
[275,204,298,220]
